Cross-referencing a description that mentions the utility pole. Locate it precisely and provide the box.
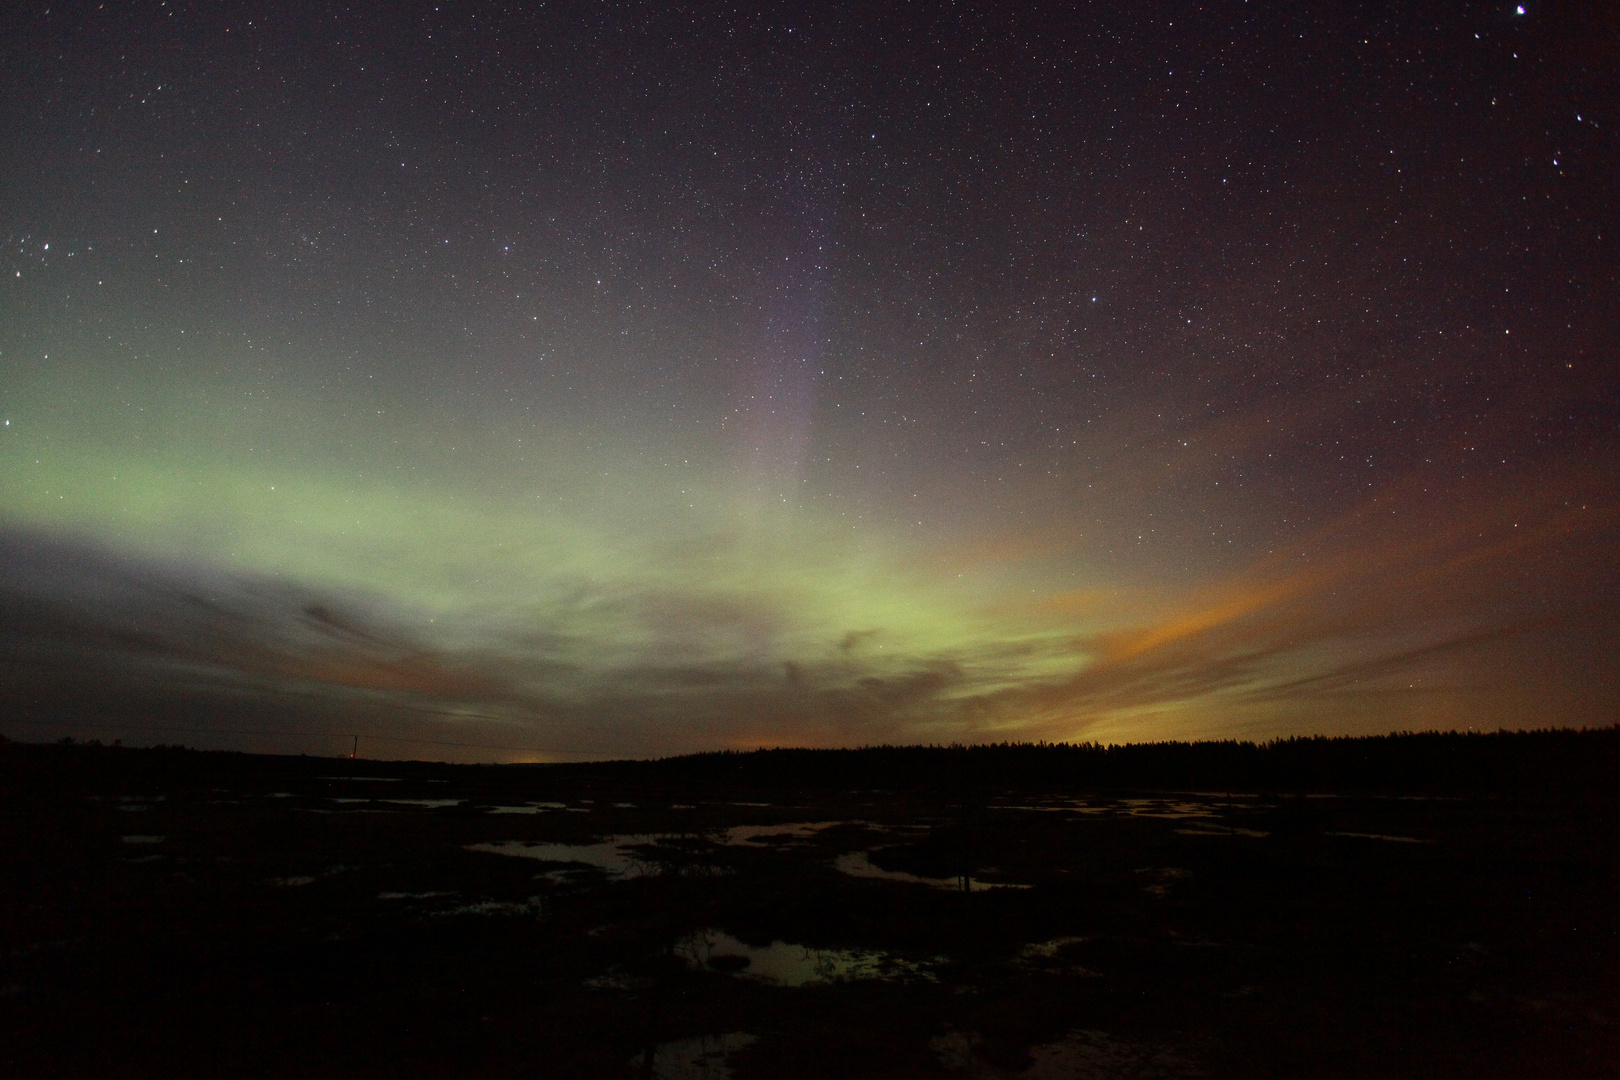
[350,735,358,759]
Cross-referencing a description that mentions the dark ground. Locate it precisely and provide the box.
[2,735,1617,1078]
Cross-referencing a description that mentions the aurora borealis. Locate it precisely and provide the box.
[2,2,1616,760]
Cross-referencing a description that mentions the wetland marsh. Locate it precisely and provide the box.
[3,735,1617,1078]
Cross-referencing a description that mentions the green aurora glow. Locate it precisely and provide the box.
[3,3,1616,759]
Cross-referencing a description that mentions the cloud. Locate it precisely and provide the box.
[977,464,1620,740]
[3,443,1616,761]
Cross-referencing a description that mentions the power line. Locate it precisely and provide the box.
[0,716,605,758]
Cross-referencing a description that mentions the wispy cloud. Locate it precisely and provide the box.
[2,444,1616,759]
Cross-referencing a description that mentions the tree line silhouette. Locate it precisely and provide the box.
[6,725,1618,795]
[573,727,1620,795]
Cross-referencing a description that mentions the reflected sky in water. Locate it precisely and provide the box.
[679,929,937,987]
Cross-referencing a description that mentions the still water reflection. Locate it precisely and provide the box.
[834,850,1030,891]
[467,837,659,875]
[678,928,938,986]
[721,821,842,845]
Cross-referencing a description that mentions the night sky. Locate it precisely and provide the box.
[2,1,1616,761]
